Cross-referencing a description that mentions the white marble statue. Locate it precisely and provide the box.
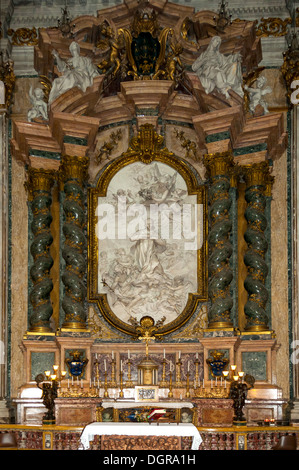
[27,86,48,122]
[192,36,244,99]
[48,41,99,105]
[244,75,272,114]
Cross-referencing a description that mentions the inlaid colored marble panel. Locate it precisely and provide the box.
[241,351,267,381]
[30,351,55,380]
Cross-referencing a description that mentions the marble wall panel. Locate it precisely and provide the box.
[270,121,289,397]
[10,158,28,397]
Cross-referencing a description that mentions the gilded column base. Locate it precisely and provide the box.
[207,321,234,329]
[24,328,55,339]
[244,324,269,332]
[60,322,90,332]
[27,326,54,334]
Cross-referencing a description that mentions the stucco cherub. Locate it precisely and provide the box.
[244,75,272,114]
[27,86,48,122]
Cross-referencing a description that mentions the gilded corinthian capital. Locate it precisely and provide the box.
[25,167,56,200]
[242,161,274,195]
[59,155,89,185]
[203,151,235,177]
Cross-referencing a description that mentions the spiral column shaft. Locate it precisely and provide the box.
[242,161,272,331]
[27,168,55,333]
[59,155,89,330]
[203,152,235,329]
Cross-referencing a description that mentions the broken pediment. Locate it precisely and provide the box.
[10,0,287,168]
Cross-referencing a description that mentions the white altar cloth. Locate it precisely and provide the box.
[100,399,194,409]
[80,422,202,450]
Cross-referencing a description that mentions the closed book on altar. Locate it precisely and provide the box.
[148,409,167,419]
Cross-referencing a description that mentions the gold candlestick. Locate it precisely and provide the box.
[119,371,124,398]
[126,359,134,388]
[194,358,199,387]
[186,371,190,398]
[104,371,109,398]
[159,358,168,387]
[110,358,117,387]
[176,358,183,387]
[168,371,173,398]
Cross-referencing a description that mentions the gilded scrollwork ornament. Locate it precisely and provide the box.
[96,7,184,83]
[7,27,38,46]
[0,52,15,110]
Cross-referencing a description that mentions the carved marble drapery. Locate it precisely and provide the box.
[242,162,272,331]
[26,168,55,333]
[59,155,89,330]
[203,152,235,328]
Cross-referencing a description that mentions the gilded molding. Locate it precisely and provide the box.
[88,124,208,338]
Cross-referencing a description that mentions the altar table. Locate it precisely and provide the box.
[79,422,202,450]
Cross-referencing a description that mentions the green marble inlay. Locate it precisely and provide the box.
[31,351,55,380]
[206,131,230,143]
[29,148,61,160]
[63,136,88,146]
[241,351,267,381]
[233,143,267,157]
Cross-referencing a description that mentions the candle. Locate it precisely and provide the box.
[112,351,114,360]
[120,360,123,371]
[179,351,181,359]
[215,376,217,386]
[104,359,107,371]
[188,361,190,372]
[211,378,213,388]
[163,349,166,359]
[128,350,130,359]
[196,352,198,360]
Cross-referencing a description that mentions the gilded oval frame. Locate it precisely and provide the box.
[88,125,208,337]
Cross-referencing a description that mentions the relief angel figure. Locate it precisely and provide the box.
[48,41,99,105]
[244,75,272,114]
[27,86,48,122]
[192,35,243,99]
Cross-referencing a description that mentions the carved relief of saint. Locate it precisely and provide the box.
[48,41,99,104]
[192,36,243,99]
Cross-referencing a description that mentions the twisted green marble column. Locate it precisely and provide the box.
[203,152,235,328]
[27,168,55,333]
[59,155,89,330]
[243,162,272,331]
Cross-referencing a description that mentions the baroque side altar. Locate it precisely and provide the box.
[3,0,294,449]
